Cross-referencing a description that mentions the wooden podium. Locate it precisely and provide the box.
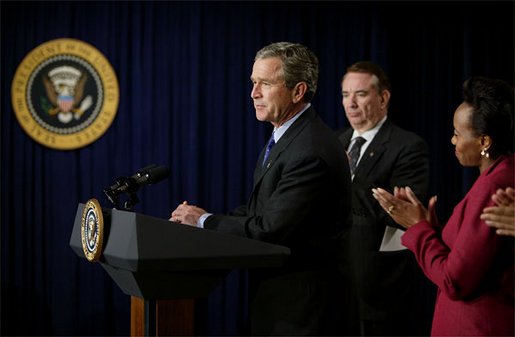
[69,203,290,336]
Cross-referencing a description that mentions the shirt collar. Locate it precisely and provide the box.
[351,115,387,144]
[273,103,310,142]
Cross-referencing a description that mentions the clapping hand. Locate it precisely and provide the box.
[372,186,438,229]
[481,187,515,237]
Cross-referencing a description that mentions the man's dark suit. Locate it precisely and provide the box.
[338,119,434,336]
[205,106,352,336]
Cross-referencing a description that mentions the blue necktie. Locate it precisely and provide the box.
[262,134,276,167]
[349,136,366,175]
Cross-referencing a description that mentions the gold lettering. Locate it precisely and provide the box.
[65,43,76,52]
[44,134,55,144]
[13,79,25,94]
[30,49,45,65]
[106,93,117,101]
[77,45,91,57]
[15,98,25,110]
[44,45,57,56]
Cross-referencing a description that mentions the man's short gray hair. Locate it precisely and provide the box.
[255,42,319,102]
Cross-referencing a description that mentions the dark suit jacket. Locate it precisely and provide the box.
[338,119,433,335]
[205,106,352,335]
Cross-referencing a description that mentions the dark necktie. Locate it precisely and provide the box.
[348,136,366,175]
[262,134,276,167]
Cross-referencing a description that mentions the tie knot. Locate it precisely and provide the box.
[353,136,366,147]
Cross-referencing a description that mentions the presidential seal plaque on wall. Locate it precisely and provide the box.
[11,38,119,150]
[81,198,105,262]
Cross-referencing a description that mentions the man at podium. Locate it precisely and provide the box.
[170,42,352,336]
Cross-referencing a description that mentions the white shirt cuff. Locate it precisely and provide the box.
[198,213,212,228]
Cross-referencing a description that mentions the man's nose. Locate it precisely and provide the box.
[251,84,261,98]
[346,96,357,107]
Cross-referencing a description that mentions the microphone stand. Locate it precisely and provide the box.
[103,177,141,211]
[123,193,139,212]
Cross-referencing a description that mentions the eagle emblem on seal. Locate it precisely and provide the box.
[43,65,93,124]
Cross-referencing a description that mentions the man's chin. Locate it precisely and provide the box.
[255,113,268,122]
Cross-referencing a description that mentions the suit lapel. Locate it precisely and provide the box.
[340,128,353,150]
[354,120,392,178]
[252,107,314,185]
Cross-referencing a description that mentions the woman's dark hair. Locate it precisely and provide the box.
[463,76,514,158]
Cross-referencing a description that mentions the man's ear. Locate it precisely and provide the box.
[380,89,391,109]
[292,82,307,103]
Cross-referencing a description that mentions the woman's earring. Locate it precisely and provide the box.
[481,148,490,158]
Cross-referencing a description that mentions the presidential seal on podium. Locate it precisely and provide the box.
[81,198,104,262]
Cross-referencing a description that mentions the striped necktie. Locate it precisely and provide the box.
[262,134,276,167]
[349,136,366,174]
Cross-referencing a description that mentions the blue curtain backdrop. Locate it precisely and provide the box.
[1,1,513,335]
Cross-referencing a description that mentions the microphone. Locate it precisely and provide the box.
[103,164,170,207]
[128,164,170,189]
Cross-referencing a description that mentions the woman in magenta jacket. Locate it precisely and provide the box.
[373,76,514,336]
